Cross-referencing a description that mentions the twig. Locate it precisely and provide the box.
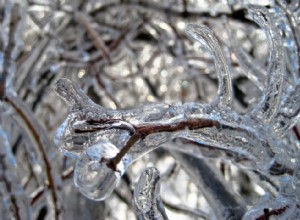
[74,11,112,63]
[255,206,289,220]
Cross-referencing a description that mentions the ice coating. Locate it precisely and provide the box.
[242,195,296,220]
[0,0,299,218]
[74,141,128,201]
[248,5,285,123]
[53,78,99,111]
[186,24,233,108]
[53,16,297,202]
[133,167,168,220]
[53,77,290,201]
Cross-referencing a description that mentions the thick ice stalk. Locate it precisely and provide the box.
[186,24,232,108]
[53,78,100,111]
[248,5,285,123]
[133,167,168,220]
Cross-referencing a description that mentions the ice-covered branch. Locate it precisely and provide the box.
[248,5,285,123]
[186,24,233,108]
[53,75,291,201]
[48,3,299,218]
[133,167,168,220]
[273,80,300,135]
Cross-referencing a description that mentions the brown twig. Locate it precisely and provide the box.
[106,118,219,170]
[255,206,289,220]
[75,11,112,63]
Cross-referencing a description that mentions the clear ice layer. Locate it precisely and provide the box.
[53,6,300,211]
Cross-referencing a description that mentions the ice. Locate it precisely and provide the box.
[186,24,233,108]
[74,142,122,201]
[52,7,299,213]
[53,75,292,200]
[0,0,299,219]
[248,5,285,123]
[133,167,168,220]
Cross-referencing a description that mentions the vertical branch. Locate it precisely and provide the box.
[273,79,300,135]
[133,167,169,220]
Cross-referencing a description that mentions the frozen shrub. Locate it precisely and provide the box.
[0,0,299,219]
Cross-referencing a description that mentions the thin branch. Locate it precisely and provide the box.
[74,11,112,63]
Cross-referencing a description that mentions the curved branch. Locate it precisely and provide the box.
[248,5,285,123]
[133,167,169,220]
[186,24,233,108]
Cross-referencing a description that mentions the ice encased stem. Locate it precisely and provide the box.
[248,5,285,123]
[186,24,233,108]
[53,77,291,201]
[133,167,168,220]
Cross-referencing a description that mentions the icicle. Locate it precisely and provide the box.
[133,167,168,220]
[248,5,285,123]
[186,24,232,108]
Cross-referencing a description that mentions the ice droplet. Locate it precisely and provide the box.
[74,141,122,201]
